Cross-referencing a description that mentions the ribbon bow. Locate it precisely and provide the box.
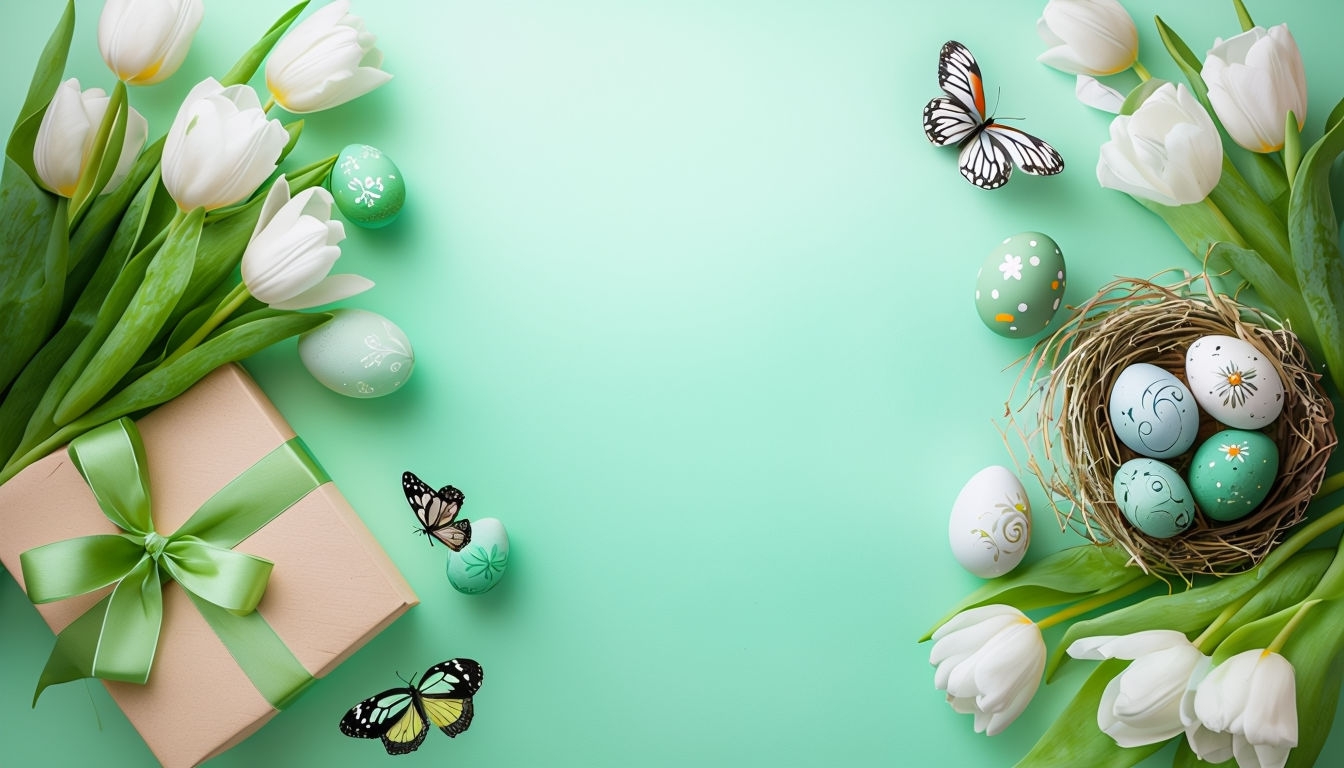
[20,417,325,707]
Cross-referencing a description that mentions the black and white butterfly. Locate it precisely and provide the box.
[922,40,1064,189]
[339,658,484,755]
[402,471,472,551]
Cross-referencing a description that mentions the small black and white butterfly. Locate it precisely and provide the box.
[339,658,484,755]
[922,40,1064,189]
[402,471,472,551]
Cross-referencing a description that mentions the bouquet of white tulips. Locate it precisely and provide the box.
[0,0,390,486]
[925,2,1344,766]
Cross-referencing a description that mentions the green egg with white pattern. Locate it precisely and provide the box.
[1187,430,1279,522]
[974,232,1066,338]
[447,517,510,594]
[328,144,405,228]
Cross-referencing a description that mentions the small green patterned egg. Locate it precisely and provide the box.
[447,517,510,594]
[329,144,405,228]
[974,232,1066,338]
[1187,430,1279,522]
[298,309,414,398]
[1113,458,1195,539]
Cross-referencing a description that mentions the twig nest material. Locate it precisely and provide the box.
[1011,276,1335,578]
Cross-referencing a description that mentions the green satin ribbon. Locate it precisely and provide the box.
[19,417,327,708]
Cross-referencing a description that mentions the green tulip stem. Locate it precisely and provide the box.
[263,96,276,114]
[161,281,252,368]
[1131,60,1153,82]
[1255,502,1344,579]
[1036,576,1156,631]
[1193,591,1258,652]
[1317,471,1344,499]
[1267,599,1321,654]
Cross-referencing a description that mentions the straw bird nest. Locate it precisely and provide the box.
[1011,276,1335,578]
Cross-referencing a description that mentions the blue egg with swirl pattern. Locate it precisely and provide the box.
[1108,363,1200,459]
[1113,458,1195,539]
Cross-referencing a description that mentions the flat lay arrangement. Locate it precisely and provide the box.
[3,1,1344,766]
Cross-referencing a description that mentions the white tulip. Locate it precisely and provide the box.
[1037,0,1139,76]
[1203,25,1307,153]
[929,604,1046,736]
[1185,650,1297,768]
[161,78,290,212]
[265,0,392,114]
[98,0,204,86]
[1068,630,1208,748]
[33,78,149,198]
[241,176,371,310]
[1097,82,1223,206]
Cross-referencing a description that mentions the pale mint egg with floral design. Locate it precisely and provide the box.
[447,517,510,594]
[974,232,1066,338]
[1108,363,1199,459]
[328,144,405,228]
[298,309,414,398]
[948,466,1032,578]
[1188,430,1279,522]
[1185,335,1284,429]
[1113,458,1195,539]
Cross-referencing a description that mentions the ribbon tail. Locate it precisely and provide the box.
[33,594,113,705]
[189,594,315,710]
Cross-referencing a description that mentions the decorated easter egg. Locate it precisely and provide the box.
[1107,363,1199,459]
[329,144,405,228]
[1113,458,1195,539]
[1187,430,1279,522]
[974,232,1066,338]
[298,309,414,398]
[948,466,1032,578]
[1185,335,1284,429]
[448,517,510,594]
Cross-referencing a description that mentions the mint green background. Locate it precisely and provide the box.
[2,1,1344,765]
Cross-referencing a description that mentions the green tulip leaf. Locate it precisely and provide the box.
[68,81,128,232]
[1326,96,1344,134]
[1209,158,1295,282]
[5,0,74,181]
[1287,116,1344,391]
[1206,241,1317,356]
[1154,16,1212,108]
[1048,549,1331,680]
[76,311,330,429]
[1231,0,1255,32]
[221,0,310,87]
[54,208,204,425]
[0,166,65,395]
[1282,597,1344,768]
[922,545,1139,641]
[1013,660,1164,768]
[1284,111,1302,189]
[1120,78,1169,116]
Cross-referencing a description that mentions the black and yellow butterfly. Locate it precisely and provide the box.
[402,471,472,551]
[339,658,484,755]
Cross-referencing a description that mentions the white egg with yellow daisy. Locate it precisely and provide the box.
[1184,335,1285,429]
[1187,429,1279,522]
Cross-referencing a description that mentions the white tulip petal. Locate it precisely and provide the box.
[269,273,374,310]
[1074,75,1125,113]
[266,0,391,114]
[1068,630,1191,660]
[1036,0,1137,76]
[99,0,203,85]
[252,176,294,240]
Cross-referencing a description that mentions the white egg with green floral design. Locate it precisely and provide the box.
[974,232,1066,338]
[948,465,1032,578]
[1187,430,1278,522]
[1185,335,1284,429]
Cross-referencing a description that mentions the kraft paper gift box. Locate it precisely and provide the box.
[0,364,418,768]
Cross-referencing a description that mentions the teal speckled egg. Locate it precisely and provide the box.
[447,518,510,594]
[298,309,414,398]
[329,144,405,228]
[1113,458,1195,539]
[1187,430,1279,522]
[974,232,1066,338]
